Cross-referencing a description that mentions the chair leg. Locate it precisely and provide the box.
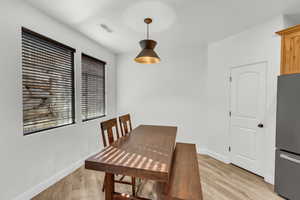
[132,177,136,196]
[102,174,107,192]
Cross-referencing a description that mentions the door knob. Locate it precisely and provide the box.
[258,123,264,128]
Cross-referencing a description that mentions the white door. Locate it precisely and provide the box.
[230,62,266,176]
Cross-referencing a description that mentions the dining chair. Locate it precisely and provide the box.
[100,118,136,196]
[119,114,133,136]
[100,118,121,147]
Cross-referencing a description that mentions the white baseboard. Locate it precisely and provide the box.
[264,174,275,185]
[198,147,208,155]
[14,151,99,200]
[198,148,230,164]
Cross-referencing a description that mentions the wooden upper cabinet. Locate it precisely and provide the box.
[277,25,300,75]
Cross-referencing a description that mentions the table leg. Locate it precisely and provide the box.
[105,173,115,200]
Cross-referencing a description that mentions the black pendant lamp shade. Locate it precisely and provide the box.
[134,18,160,64]
[134,39,160,64]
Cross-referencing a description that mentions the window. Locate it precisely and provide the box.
[22,28,75,135]
[81,54,105,121]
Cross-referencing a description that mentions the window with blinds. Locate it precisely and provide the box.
[22,28,75,135]
[81,54,105,121]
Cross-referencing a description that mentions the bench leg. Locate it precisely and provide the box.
[105,173,114,200]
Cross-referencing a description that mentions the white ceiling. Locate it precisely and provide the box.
[24,0,300,53]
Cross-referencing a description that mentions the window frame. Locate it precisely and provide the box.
[81,53,106,122]
[22,27,76,136]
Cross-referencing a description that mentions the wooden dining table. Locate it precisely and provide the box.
[85,125,177,200]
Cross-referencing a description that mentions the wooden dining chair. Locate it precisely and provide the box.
[100,118,136,196]
[101,118,121,147]
[119,114,133,136]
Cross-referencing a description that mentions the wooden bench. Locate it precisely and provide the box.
[156,142,203,200]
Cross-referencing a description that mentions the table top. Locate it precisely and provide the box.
[85,125,177,182]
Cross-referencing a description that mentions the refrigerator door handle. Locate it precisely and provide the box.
[280,153,300,164]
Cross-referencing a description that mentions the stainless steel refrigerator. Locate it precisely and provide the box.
[275,73,300,200]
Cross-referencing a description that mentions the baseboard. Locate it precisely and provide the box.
[197,147,208,155]
[264,174,275,185]
[206,150,230,164]
[14,150,99,200]
[198,147,230,164]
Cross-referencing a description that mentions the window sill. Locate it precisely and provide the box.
[82,115,106,122]
[23,122,76,136]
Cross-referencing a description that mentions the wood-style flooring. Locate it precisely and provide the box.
[32,154,283,200]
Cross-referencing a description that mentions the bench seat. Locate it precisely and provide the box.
[156,142,203,200]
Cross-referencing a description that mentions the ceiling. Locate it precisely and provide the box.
[24,0,300,54]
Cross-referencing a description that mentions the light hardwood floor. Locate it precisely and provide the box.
[32,154,283,200]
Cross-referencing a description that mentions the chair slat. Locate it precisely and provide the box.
[119,114,133,136]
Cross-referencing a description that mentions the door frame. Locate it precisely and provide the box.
[228,61,268,178]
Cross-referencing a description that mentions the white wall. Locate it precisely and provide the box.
[283,14,300,28]
[117,46,208,150]
[0,1,116,199]
[206,16,285,183]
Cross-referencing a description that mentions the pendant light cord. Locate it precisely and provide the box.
[147,23,149,40]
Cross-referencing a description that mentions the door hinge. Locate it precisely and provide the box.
[229,111,232,117]
[229,76,232,82]
[229,146,231,152]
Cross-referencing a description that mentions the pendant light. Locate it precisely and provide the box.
[134,18,160,64]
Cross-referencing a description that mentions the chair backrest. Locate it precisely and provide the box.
[100,118,120,147]
[119,114,133,136]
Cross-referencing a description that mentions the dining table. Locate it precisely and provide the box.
[85,125,177,200]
